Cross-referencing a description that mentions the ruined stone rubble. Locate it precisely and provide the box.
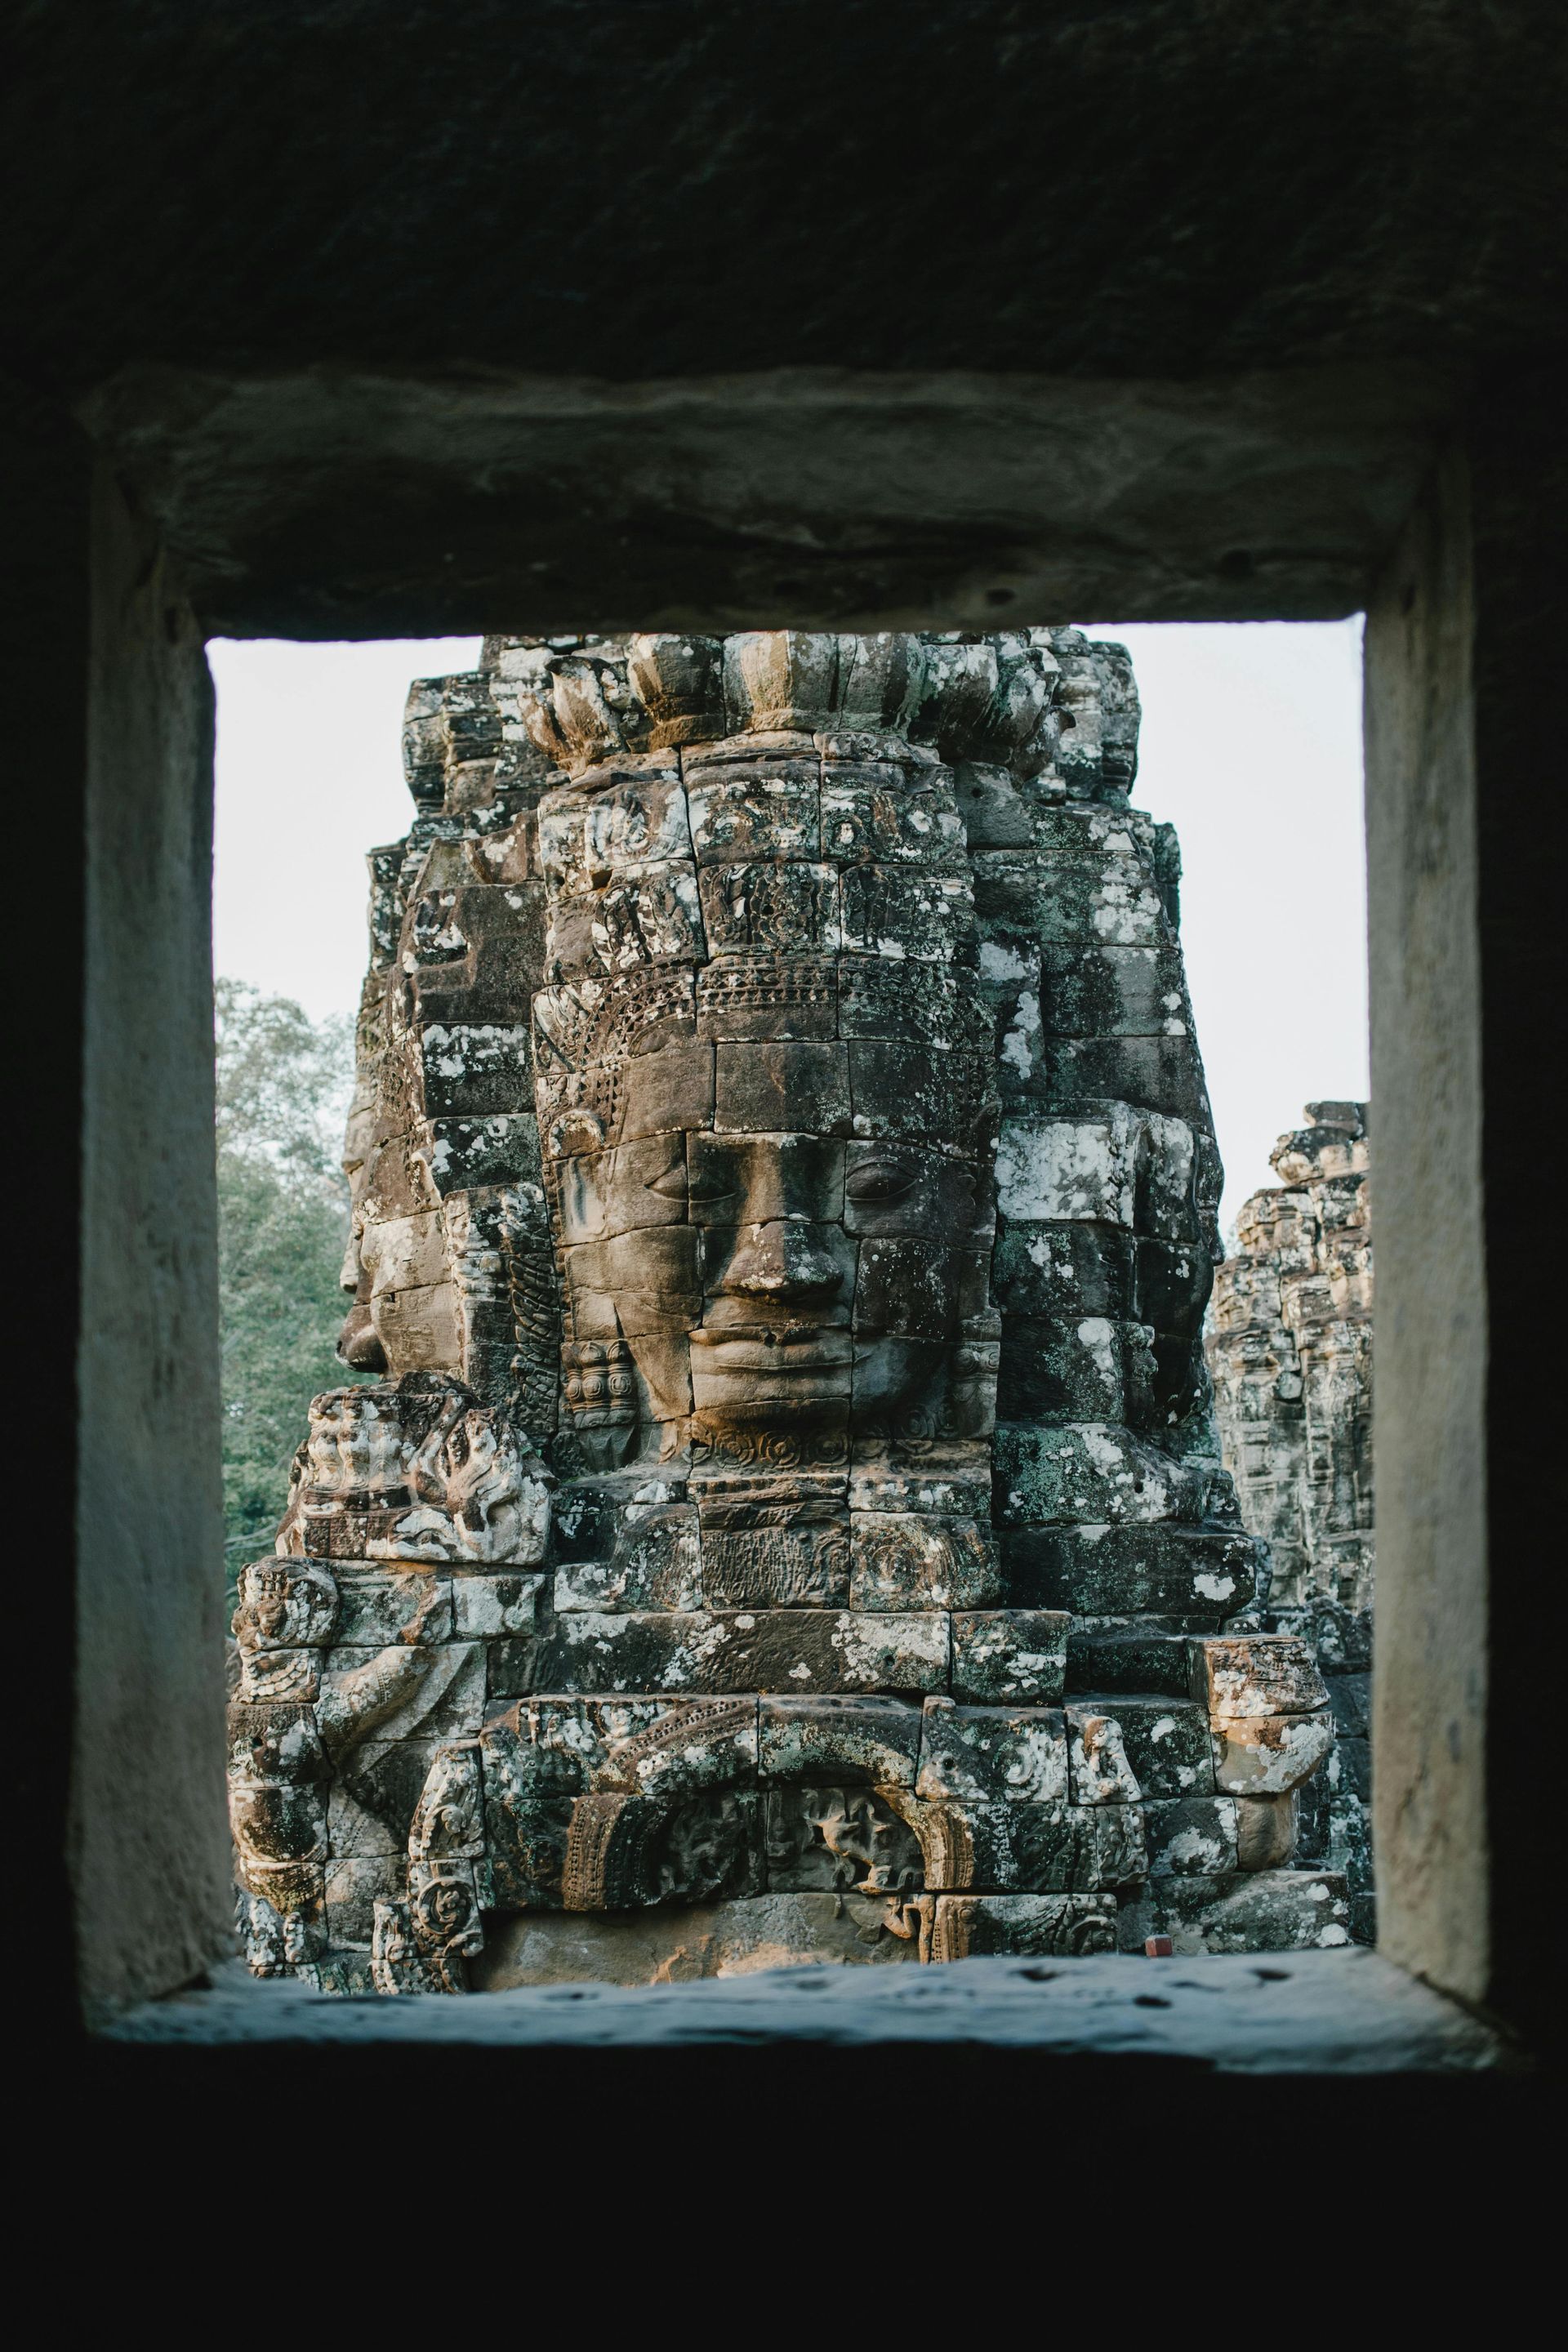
[1205,1102,1374,1941]
[227,630,1352,1990]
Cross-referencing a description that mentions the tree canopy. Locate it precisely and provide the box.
[216,978,358,1584]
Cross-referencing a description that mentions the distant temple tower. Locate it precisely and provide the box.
[1205,1102,1374,1939]
[227,633,1353,1991]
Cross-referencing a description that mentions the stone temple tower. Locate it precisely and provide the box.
[1206,1102,1374,1940]
[226,631,1351,1991]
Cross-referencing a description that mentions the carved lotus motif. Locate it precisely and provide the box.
[625,633,726,747]
[508,629,1071,780]
[510,644,644,770]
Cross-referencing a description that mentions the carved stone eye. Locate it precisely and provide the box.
[646,1165,733,1204]
[844,1161,918,1204]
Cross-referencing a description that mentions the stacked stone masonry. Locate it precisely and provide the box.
[228,631,1352,1990]
[1206,1102,1375,1942]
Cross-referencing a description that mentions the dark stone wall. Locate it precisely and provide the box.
[1364,444,1487,2004]
[73,467,232,2012]
[1361,376,1561,2049]
[7,4,1561,389]
[1470,368,1559,2042]
[3,378,91,2038]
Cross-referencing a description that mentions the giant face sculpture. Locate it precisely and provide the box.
[531,708,1000,1472]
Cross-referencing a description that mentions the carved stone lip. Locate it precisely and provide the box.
[688,1325,853,1373]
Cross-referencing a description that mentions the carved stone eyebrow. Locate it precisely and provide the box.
[843,1158,919,1198]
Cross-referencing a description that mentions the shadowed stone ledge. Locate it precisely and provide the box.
[81,362,1455,636]
[100,1946,1506,2074]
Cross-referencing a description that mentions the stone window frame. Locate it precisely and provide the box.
[48,368,1545,2070]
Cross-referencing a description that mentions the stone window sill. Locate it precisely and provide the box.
[98,1946,1504,2074]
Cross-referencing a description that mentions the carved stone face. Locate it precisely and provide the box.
[556,1118,995,1449]
[537,737,1000,1466]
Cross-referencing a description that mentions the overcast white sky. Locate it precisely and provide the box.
[211,619,1367,1226]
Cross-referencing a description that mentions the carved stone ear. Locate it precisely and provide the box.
[546,1108,605,1160]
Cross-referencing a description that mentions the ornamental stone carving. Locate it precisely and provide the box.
[228,630,1353,1990]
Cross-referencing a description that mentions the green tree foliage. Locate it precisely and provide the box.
[216,978,359,1582]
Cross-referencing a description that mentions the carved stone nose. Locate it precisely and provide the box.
[721,1221,844,1299]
